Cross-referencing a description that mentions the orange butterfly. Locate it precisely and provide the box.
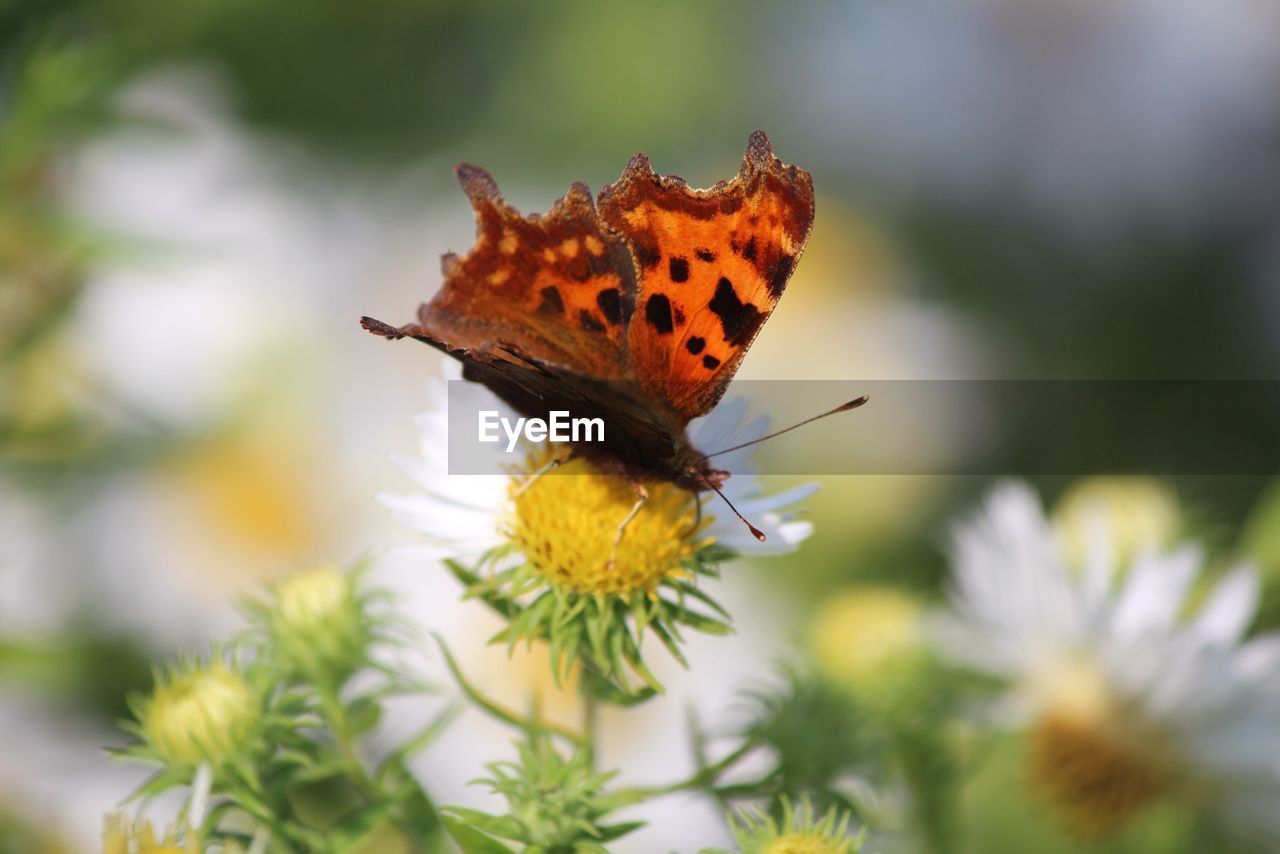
[363,131,864,540]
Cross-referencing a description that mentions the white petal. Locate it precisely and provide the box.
[1193,565,1260,646]
[729,482,820,514]
[1234,635,1280,684]
[1108,547,1199,641]
[378,492,503,545]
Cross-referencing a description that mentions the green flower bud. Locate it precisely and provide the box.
[136,661,257,768]
[270,565,368,679]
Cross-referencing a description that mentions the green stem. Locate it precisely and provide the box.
[613,734,761,803]
[582,679,600,770]
[317,678,376,801]
[227,763,321,851]
[435,634,584,747]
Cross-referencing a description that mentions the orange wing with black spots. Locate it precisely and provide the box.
[392,163,638,379]
[598,131,815,421]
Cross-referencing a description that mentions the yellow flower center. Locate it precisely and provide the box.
[168,429,323,563]
[506,451,710,596]
[146,664,255,766]
[103,815,200,854]
[1025,659,1169,836]
[810,587,922,690]
[765,832,850,854]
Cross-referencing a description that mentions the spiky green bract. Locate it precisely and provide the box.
[113,563,450,852]
[733,667,877,815]
[703,798,861,854]
[120,649,268,777]
[445,542,736,698]
[442,733,643,853]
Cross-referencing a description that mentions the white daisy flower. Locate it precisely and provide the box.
[379,361,817,568]
[377,362,817,692]
[932,482,1280,841]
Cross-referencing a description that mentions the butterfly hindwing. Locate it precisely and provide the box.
[597,131,815,422]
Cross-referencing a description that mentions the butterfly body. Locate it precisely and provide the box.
[362,316,730,492]
[363,131,814,505]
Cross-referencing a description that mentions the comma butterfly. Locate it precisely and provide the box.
[362,131,864,540]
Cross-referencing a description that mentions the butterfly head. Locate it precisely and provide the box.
[675,453,766,542]
[679,461,731,494]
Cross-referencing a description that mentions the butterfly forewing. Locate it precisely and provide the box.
[364,131,815,487]
[597,131,815,423]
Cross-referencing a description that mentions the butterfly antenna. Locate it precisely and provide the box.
[705,395,869,459]
[710,485,767,542]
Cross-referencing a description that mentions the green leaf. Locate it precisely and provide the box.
[441,811,519,850]
[594,820,646,842]
[346,695,383,735]
[673,609,733,636]
[670,581,732,619]
[586,678,658,708]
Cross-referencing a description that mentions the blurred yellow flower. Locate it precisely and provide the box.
[136,661,256,767]
[102,814,199,854]
[170,429,322,562]
[809,586,924,693]
[1054,477,1179,570]
[507,450,710,597]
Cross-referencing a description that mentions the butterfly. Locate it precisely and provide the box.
[362,131,864,541]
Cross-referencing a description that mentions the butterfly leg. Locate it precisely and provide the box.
[513,448,579,498]
[606,480,649,569]
[683,494,703,539]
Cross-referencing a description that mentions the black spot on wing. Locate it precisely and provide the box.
[633,240,660,269]
[765,255,795,299]
[685,336,705,355]
[709,277,764,346]
[537,286,564,315]
[579,309,605,333]
[596,288,622,325]
[742,237,758,261]
[644,294,674,335]
[669,256,690,283]
[695,248,715,262]
[702,354,721,370]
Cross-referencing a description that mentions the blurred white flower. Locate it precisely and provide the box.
[380,362,817,565]
[933,482,1280,840]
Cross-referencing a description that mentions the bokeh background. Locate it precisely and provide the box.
[3,1,1280,851]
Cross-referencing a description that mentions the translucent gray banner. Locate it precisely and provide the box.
[444,380,1280,476]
